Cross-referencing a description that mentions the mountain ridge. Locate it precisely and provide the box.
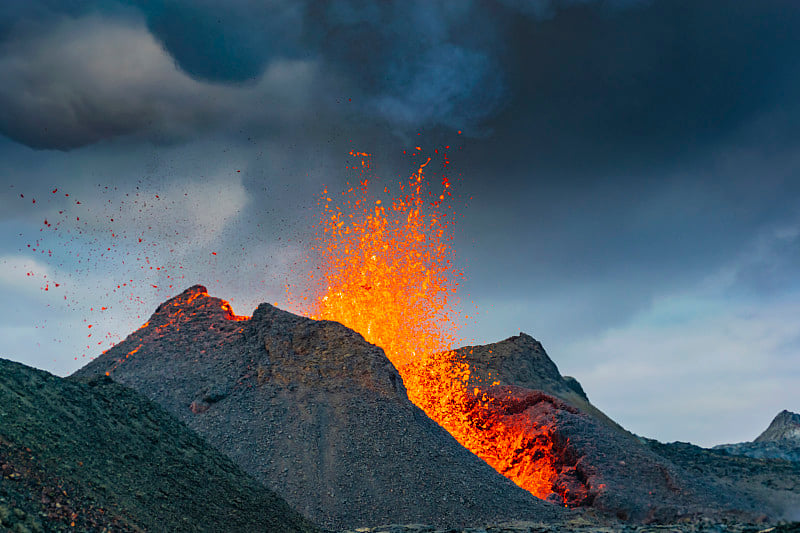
[713,410,800,463]
[70,285,800,526]
[72,285,565,530]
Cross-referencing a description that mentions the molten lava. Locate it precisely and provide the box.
[308,151,461,366]
[304,151,562,502]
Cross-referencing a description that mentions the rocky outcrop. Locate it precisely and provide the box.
[454,334,626,433]
[465,384,772,522]
[72,285,566,530]
[713,410,800,462]
[451,334,798,522]
[0,358,317,533]
[755,411,800,444]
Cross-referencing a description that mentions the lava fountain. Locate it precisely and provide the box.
[300,150,561,502]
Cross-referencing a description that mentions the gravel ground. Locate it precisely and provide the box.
[338,520,800,533]
[1,357,318,533]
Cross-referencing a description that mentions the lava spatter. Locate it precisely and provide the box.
[307,150,462,367]
[301,149,562,501]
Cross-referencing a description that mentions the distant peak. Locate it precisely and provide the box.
[770,410,800,425]
[754,409,800,443]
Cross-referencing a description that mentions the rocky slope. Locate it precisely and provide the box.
[645,439,800,523]
[445,336,791,522]
[72,285,566,530]
[453,334,625,433]
[714,411,800,462]
[0,358,317,533]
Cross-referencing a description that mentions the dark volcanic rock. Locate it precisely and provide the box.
[0,358,317,533]
[454,334,625,432]
[714,441,800,463]
[713,410,800,462]
[646,439,800,522]
[473,385,765,522]
[72,285,566,530]
[340,521,800,533]
[453,334,796,522]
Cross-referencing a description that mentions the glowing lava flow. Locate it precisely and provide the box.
[304,151,560,501]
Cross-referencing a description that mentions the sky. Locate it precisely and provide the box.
[1,0,799,447]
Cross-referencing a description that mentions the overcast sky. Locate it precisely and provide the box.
[1,0,799,447]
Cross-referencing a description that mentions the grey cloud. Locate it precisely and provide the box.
[131,0,508,134]
[454,110,800,351]
[134,0,307,82]
[0,14,320,150]
[7,0,763,152]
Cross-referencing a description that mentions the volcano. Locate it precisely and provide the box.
[404,332,800,521]
[71,285,800,527]
[72,285,566,530]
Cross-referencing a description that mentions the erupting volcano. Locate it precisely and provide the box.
[299,150,563,501]
[63,149,800,527]
[304,150,462,364]
[67,204,798,528]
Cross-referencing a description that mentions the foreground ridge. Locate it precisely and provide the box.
[0,357,317,533]
[338,520,800,533]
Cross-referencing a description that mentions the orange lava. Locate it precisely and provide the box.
[308,151,461,366]
[304,150,560,501]
[220,300,250,321]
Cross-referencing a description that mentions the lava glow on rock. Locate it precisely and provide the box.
[302,151,562,502]
[103,287,250,377]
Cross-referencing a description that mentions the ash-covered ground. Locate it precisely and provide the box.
[0,358,316,533]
